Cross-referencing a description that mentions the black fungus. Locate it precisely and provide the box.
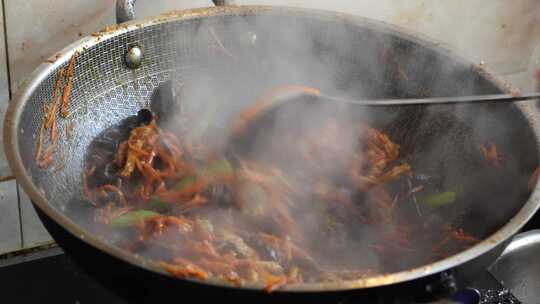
[137,108,154,125]
[150,80,179,125]
[93,162,119,185]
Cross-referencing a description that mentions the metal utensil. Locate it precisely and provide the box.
[489,229,540,303]
[269,90,540,107]
[232,89,540,136]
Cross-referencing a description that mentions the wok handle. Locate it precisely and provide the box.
[116,0,236,24]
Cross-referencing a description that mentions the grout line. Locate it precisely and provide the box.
[0,242,59,267]
[15,184,24,248]
[0,164,13,180]
[0,174,14,182]
[1,0,12,98]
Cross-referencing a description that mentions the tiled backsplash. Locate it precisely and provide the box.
[0,0,539,255]
[0,180,21,253]
[0,0,10,175]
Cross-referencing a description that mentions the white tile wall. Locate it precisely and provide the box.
[0,180,21,254]
[4,0,540,95]
[0,0,21,255]
[19,185,52,248]
[0,0,539,255]
[4,0,214,90]
[5,0,115,89]
[239,0,540,77]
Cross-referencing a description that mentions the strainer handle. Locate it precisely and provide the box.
[116,0,236,24]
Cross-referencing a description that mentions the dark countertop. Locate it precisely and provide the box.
[0,247,126,304]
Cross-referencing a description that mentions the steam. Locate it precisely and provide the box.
[74,10,538,280]
[158,15,418,273]
[153,13,532,274]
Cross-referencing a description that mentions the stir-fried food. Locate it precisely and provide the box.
[82,85,484,292]
[479,143,502,168]
[35,52,78,169]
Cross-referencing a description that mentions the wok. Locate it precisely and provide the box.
[4,0,540,302]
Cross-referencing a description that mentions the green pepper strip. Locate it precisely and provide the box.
[421,191,456,207]
[110,210,160,227]
[144,159,234,211]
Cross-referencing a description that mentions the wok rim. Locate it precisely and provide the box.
[5,5,540,293]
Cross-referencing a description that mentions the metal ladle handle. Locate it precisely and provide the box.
[116,0,236,24]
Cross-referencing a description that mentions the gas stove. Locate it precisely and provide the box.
[2,213,539,304]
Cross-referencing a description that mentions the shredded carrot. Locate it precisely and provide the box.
[410,185,424,194]
[60,81,73,118]
[51,67,66,105]
[41,142,56,159]
[35,62,73,169]
[479,143,502,167]
[38,155,54,169]
[157,180,207,204]
[50,115,58,142]
[451,228,479,244]
[431,234,452,253]
[99,185,129,207]
[529,165,540,191]
[34,124,45,161]
[61,52,78,118]
[128,140,151,156]
[141,162,162,182]
[46,69,64,127]
[160,261,209,281]
[264,276,288,293]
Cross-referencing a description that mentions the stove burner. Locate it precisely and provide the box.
[478,289,520,304]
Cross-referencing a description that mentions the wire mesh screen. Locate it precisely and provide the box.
[15,12,506,219]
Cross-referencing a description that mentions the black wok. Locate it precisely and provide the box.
[4,1,540,302]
